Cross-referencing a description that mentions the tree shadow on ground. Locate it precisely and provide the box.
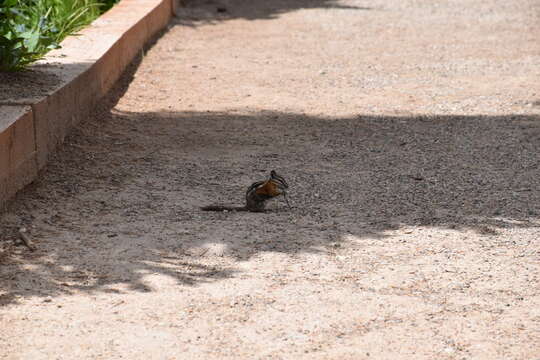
[175,0,375,26]
[1,103,539,305]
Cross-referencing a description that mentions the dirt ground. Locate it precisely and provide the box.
[1,0,540,358]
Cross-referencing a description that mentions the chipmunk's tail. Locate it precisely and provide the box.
[201,205,248,212]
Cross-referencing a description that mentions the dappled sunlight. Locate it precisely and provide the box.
[0,229,238,305]
[1,107,539,305]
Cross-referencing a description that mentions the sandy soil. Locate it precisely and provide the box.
[1,0,540,358]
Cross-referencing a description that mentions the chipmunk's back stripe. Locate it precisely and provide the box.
[246,180,265,194]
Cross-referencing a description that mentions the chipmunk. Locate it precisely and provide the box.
[201,170,290,212]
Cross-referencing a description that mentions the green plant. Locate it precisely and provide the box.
[0,0,120,71]
[0,0,59,71]
[22,0,102,41]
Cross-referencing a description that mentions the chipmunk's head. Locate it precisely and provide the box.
[269,170,289,195]
[270,170,292,209]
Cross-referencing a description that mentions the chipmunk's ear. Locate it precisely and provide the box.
[270,170,277,177]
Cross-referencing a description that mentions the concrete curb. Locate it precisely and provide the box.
[0,0,177,209]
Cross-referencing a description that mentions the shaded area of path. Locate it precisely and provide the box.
[176,0,375,25]
[1,0,540,358]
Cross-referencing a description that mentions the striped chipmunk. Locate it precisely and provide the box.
[201,170,291,212]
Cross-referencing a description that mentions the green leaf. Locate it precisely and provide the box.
[14,23,27,33]
[24,31,40,52]
[4,0,18,7]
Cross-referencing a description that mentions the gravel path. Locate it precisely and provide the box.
[1,0,540,358]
